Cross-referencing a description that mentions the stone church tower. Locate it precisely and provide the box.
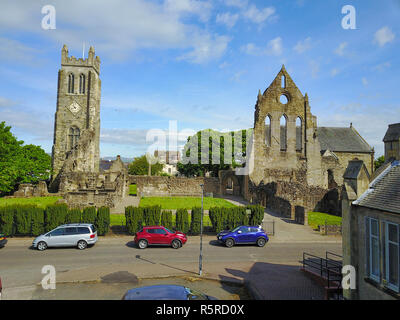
[50,45,101,191]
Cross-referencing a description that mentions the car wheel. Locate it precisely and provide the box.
[138,239,148,249]
[171,239,181,249]
[225,238,234,248]
[37,241,47,251]
[256,238,266,247]
[77,240,87,250]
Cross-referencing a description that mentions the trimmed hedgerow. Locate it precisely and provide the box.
[161,210,173,230]
[175,208,189,233]
[65,208,81,224]
[96,206,110,236]
[81,206,97,225]
[142,205,161,226]
[125,206,143,235]
[190,207,202,235]
[44,204,68,232]
[0,206,15,236]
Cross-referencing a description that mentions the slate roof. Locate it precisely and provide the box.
[317,127,372,153]
[354,161,400,214]
[343,160,365,179]
[383,123,400,142]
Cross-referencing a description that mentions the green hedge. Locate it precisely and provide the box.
[65,208,82,224]
[190,207,202,235]
[82,206,97,225]
[161,210,173,230]
[176,209,189,233]
[209,205,264,232]
[143,205,161,226]
[96,207,110,236]
[125,206,143,235]
[0,204,111,236]
[45,204,68,232]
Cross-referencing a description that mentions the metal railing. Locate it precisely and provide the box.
[262,220,275,236]
[302,251,343,289]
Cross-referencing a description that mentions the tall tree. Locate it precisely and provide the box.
[128,154,164,176]
[0,121,51,195]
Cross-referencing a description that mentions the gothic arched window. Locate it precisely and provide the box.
[280,114,287,151]
[265,115,271,147]
[68,127,80,150]
[296,117,302,151]
[79,74,85,94]
[68,73,75,93]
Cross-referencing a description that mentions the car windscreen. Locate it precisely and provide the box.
[164,227,174,234]
[231,226,241,233]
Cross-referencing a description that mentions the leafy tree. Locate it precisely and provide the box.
[177,128,252,177]
[0,121,51,196]
[128,154,164,176]
[374,155,385,170]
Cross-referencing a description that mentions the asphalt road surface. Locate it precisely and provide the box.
[0,236,341,299]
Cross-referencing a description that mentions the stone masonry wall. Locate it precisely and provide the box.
[129,176,221,197]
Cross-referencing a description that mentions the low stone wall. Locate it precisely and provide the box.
[13,181,49,197]
[319,224,342,235]
[129,175,221,197]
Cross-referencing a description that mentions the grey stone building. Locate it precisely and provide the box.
[50,45,101,191]
[243,66,374,222]
[342,123,400,300]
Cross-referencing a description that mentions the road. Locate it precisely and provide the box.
[0,235,341,299]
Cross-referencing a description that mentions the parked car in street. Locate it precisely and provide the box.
[0,234,7,248]
[134,226,187,249]
[122,285,216,300]
[32,223,98,251]
[217,225,269,248]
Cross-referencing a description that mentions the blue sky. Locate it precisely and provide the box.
[0,0,398,158]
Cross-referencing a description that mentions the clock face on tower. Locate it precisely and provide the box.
[67,101,81,114]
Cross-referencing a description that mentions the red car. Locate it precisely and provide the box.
[134,226,187,249]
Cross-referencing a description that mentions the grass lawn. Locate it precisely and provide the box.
[110,213,212,228]
[139,197,236,210]
[308,212,342,230]
[129,184,137,196]
[0,196,62,208]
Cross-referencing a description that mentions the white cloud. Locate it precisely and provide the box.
[294,37,312,54]
[330,68,339,77]
[362,77,368,86]
[223,0,248,9]
[243,4,275,24]
[241,37,283,56]
[372,61,391,72]
[216,12,239,28]
[0,96,16,108]
[266,37,283,56]
[373,26,395,47]
[0,38,39,65]
[177,33,230,63]
[0,0,228,64]
[334,42,348,56]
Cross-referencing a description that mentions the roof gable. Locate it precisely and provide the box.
[383,123,400,142]
[317,127,372,153]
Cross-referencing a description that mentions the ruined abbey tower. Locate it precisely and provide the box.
[50,45,101,191]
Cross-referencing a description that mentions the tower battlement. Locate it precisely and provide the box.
[61,44,100,74]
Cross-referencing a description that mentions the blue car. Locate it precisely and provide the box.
[217,225,269,248]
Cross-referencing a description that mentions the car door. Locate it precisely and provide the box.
[47,228,65,247]
[156,228,170,245]
[236,226,250,243]
[64,227,79,246]
[247,227,259,243]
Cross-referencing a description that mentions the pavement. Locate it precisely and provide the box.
[0,234,341,300]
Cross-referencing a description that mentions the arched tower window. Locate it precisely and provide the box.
[68,127,80,150]
[68,73,74,94]
[79,74,85,94]
[280,115,287,151]
[265,115,271,147]
[296,117,302,151]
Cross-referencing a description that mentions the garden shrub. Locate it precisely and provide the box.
[65,208,81,224]
[14,205,34,235]
[175,209,189,233]
[190,207,202,235]
[161,210,173,230]
[30,206,45,236]
[125,206,143,235]
[96,206,110,236]
[0,206,15,236]
[248,205,264,226]
[45,203,68,232]
[81,206,97,225]
[143,205,161,226]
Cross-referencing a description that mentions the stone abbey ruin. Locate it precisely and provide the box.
[45,45,375,222]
